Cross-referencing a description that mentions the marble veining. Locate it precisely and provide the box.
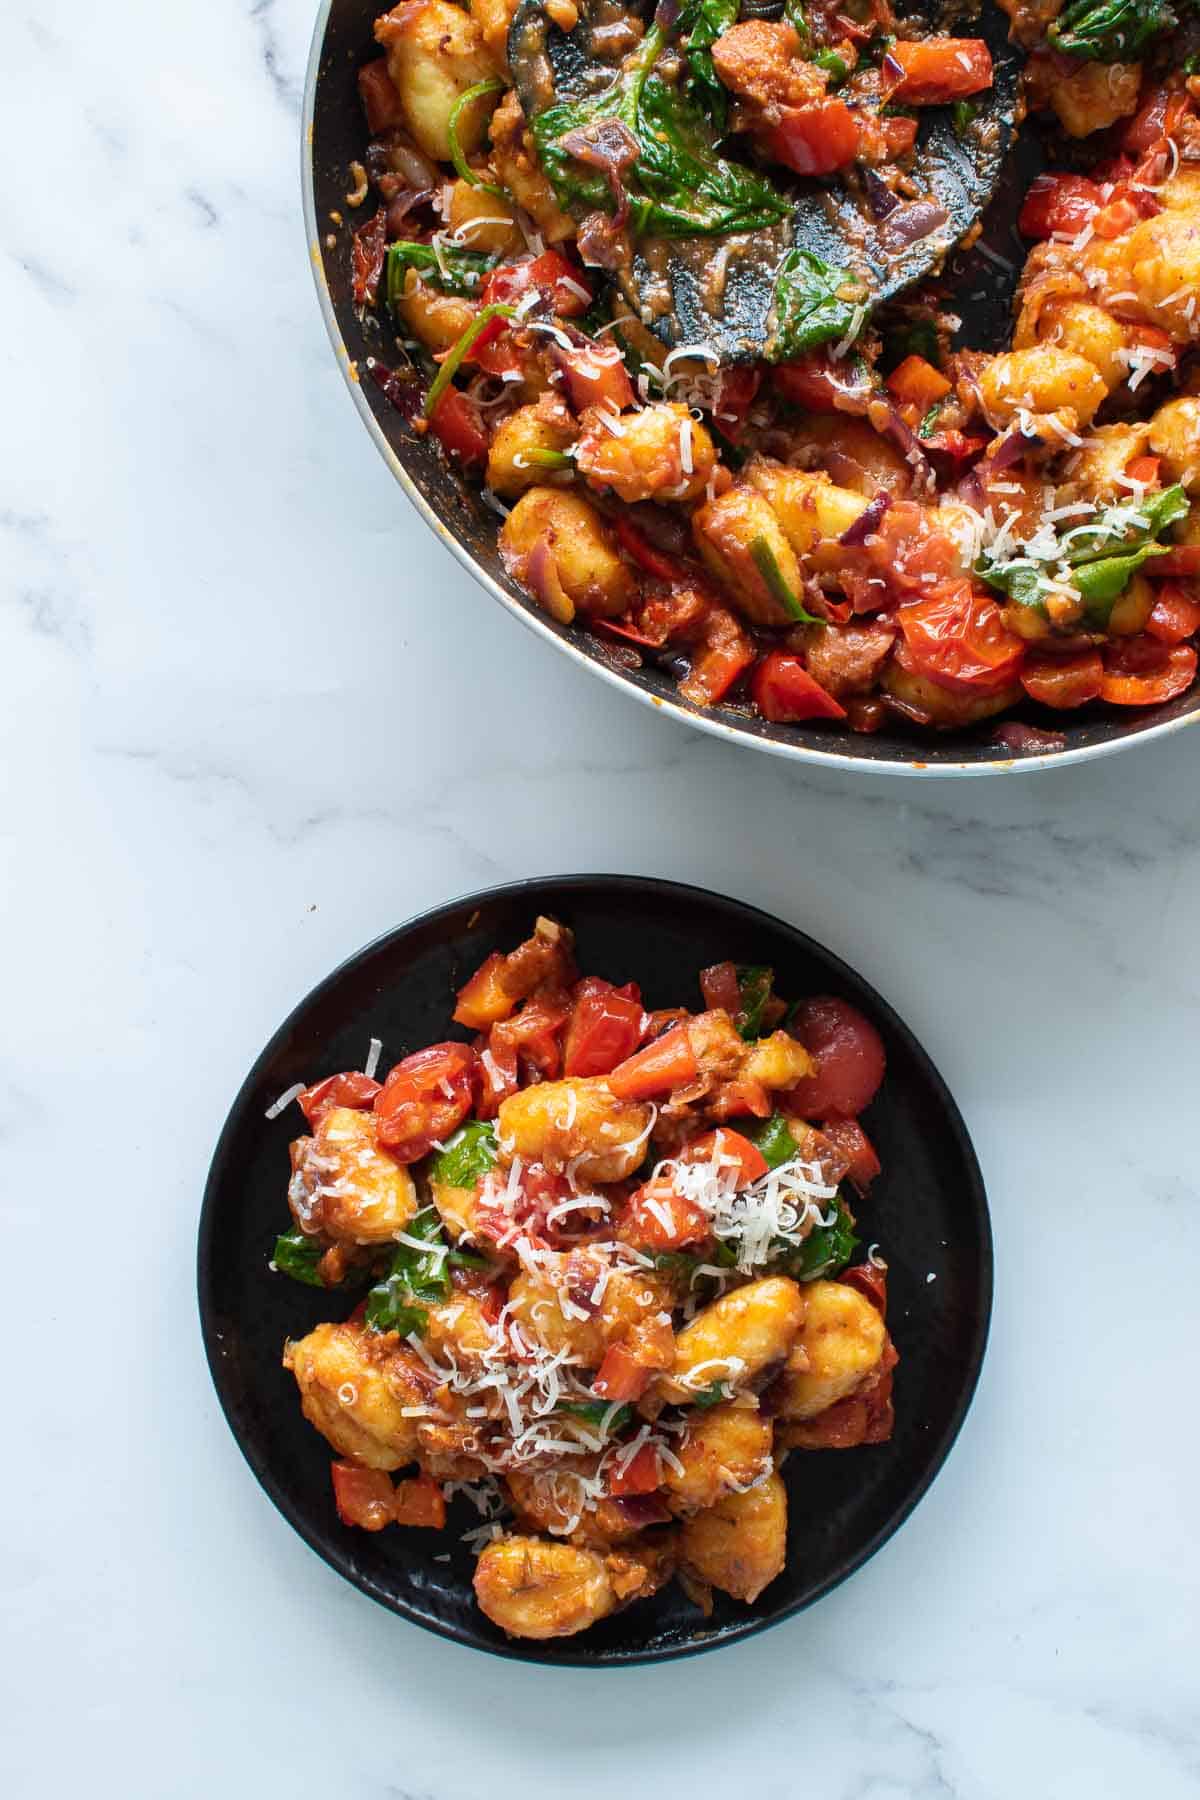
[2,2,1199,1796]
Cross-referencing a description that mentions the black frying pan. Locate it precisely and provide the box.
[303,0,1200,771]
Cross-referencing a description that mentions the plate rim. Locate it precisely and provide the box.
[300,0,1200,779]
[198,873,993,1664]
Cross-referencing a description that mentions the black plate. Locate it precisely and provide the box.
[199,876,991,1663]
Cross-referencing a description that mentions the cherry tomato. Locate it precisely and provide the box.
[1099,640,1198,706]
[1146,583,1200,645]
[558,338,635,413]
[492,989,573,1079]
[896,581,1025,693]
[787,996,886,1120]
[769,99,862,176]
[1018,172,1102,241]
[618,1183,711,1252]
[839,1263,889,1316]
[298,1070,383,1127]
[699,961,742,1014]
[819,1116,881,1192]
[752,652,847,722]
[563,977,644,1078]
[774,349,874,414]
[480,251,591,317]
[712,366,762,442]
[427,388,488,465]
[357,58,406,133]
[680,1128,768,1187]
[373,1041,476,1161]
[607,1441,662,1494]
[1019,650,1104,710]
[608,1024,698,1100]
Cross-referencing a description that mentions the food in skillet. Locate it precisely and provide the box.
[338,0,1200,742]
[270,918,896,1640]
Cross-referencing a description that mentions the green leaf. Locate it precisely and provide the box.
[532,24,791,239]
[429,1119,497,1189]
[783,0,812,42]
[557,1400,635,1430]
[365,1207,451,1331]
[777,1195,859,1282]
[1062,484,1188,567]
[735,964,775,1040]
[744,1112,799,1171]
[385,241,497,304]
[813,47,850,84]
[768,249,868,361]
[272,1229,326,1287]
[1074,545,1170,624]
[917,402,943,440]
[688,1379,730,1407]
[423,303,515,418]
[677,0,739,129]
[951,98,977,138]
[1048,0,1176,61]
[976,483,1190,620]
[447,77,507,195]
[882,318,941,372]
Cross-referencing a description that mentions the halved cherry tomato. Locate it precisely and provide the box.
[884,38,992,105]
[1122,86,1190,155]
[480,251,591,318]
[680,1128,768,1188]
[593,1343,656,1404]
[427,388,488,465]
[607,1441,662,1494]
[1149,545,1200,578]
[788,996,886,1120]
[752,653,847,722]
[819,1116,881,1192]
[1018,172,1102,241]
[708,1076,772,1120]
[896,581,1025,693]
[1147,583,1200,644]
[886,354,951,413]
[392,1471,447,1528]
[608,1023,698,1100]
[357,58,406,133]
[769,99,862,176]
[492,989,573,1079]
[1019,650,1104,710]
[1099,640,1198,705]
[774,349,875,414]
[475,1029,519,1117]
[563,977,644,1078]
[298,1070,383,1127]
[864,503,965,599]
[839,1263,889,1315]
[373,1041,475,1160]
[557,339,635,413]
[331,1461,395,1530]
[619,1183,710,1251]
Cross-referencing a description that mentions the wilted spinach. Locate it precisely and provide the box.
[385,241,497,305]
[768,248,868,360]
[1048,0,1176,61]
[677,0,739,127]
[365,1207,452,1334]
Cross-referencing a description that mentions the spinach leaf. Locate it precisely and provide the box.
[272,1228,326,1287]
[1073,546,1172,624]
[557,1400,635,1429]
[744,1112,799,1171]
[813,47,850,84]
[777,1194,859,1281]
[882,318,941,371]
[365,1206,451,1332]
[735,965,775,1040]
[677,0,739,128]
[533,24,791,238]
[429,1118,497,1188]
[688,1379,730,1407]
[917,401,944,439]
[1048,0,1176,61]
[784,0,812,41]
[769,249,868,361]
[977,484,1189,619]
[1063,483,1188,565]
[386,240,497,305]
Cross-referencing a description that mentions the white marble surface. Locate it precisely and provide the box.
[4,3,1200,1794]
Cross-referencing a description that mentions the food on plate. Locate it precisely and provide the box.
[338,0,1200,741]
[269,917,898,1639]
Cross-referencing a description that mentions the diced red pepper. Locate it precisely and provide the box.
[712,366,762,443]
[558,339,635,414]
[886,354,951,413]
[331,1461,395,1530]
[481,251,591,318]
[392,1471,447,1528]
[752,653,847,723]
[563,977,645,1078]
[679,611,757,706]
[298,1070,383,1127]
[769,100,862,177]
[594,1343,655,1405]
[454,952,516,1030]
[1126,455,1161,488]
[819,1116,881,1192]
[619,1183,711,1251]
[1147,583,1200,645]
[1149,545,1200,577]
[884,38,993,105]
[613,515,691,586]
[607,1023,698,1100]
[607,1441,662,1495]
[680,1128,768,1188]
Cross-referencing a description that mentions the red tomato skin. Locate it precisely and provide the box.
[428,389,488,465]
[839,1264,889,1315]
[1018,173,1102,240]
[619,1185,711,1251]
[607,1442,662,1496]
[593,1342,654,1403]
[712,367,762,442]
[787,997,886,1120]
[607,1024,698,1100]
[769,100,861,176]
[1099,641,1198,706]
[1019,650,1104,710]
[481,251,590,317]
[373,1041,476,1160]
[563,978,644,1078]
[896,582,1025,693]
[357,58,406,133]
[392,1471,447,1528]
[819,1116,881,1192]
[699,961,742,1014]
[886,38,992,104]
[1146,583,1200,645]
[679,1128,768,1188]
[558,341,635,414]
[752,653,847,722]
[299,1071,383,1127]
